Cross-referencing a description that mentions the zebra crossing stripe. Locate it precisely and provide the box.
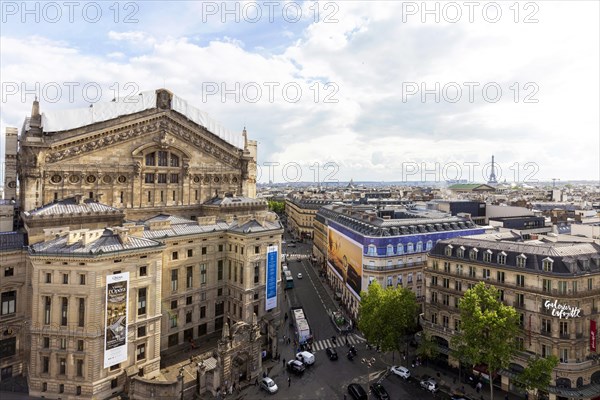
[311,334,365,352]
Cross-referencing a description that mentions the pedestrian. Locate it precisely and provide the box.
[288,377,291,387]
[255,377,258,386]
[283,358,286,367]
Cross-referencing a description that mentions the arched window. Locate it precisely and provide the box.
[367,245,377,256]
[426,240,433,251]
[407,243,414,253]
[170,154,179,167]
[416,241,423,252]
[397,243,404,254]
[145,152,155,166]
[386,244,394,256]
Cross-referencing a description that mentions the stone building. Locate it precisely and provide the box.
[314,204,485,320]
[424,232,600,400]
[0,89,283,399]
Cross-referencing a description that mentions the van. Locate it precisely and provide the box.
[296,351,315,366]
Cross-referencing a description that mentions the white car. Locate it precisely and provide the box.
[260,377,278,394]
[296,351,315,365]
[391,365,411,379]
[420,378,438,393]
[297,273,303,279]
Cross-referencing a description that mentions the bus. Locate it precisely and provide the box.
[291,307,312,345]
[284,270,294,289]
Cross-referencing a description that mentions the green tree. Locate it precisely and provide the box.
[517,355,559,400]
[358,281,419,358]
[268,200,285,214]
[416,332,439,366]
[451,282,520,400]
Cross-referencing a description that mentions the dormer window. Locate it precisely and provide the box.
[445,245,453,257]
[416,241,423,252]
[497,251,507,265]
[517,254,527,268]
[426,240,433,251]
[407,243,414,253]
[367,244,376,256]
[457,246,465,258]
[542,258,554,272]
[483,250,493,263]
[470,248,478,260]
[397,244,404,255]
[387,244,394,256]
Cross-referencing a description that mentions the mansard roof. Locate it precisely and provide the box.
[23,196,122,218]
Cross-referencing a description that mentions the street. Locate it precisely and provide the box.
[235,231,443,399]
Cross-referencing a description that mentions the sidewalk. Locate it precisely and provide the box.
[378,350,525,400]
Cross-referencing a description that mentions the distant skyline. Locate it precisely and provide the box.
[1,1,599,184]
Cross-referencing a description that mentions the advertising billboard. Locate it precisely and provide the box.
[327,227,363,297]
[265,245,278,311]
[104,272,129,368]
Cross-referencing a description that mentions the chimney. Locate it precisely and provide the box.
[74,194,84,205]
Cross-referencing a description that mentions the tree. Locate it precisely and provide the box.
[358,281,419,358]
[517,355,559,400]
[416,332,439,366]
[451,282,520,400]
[267,200,285,214]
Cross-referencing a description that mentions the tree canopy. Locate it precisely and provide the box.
[517,355,559,400]
[268,200,285,214]
[358,281,419,354]
[451,282,520,400]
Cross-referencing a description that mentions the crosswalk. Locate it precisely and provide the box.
[310,333,366,352]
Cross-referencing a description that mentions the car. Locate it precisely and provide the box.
[347,383,368,400]
[390,365,411,379]
[326,347,338,360]
[260,377,278,394]
[297,272,303,279]
[420,378,439,393]
[296,351,315,365]
[370,383,390,400]
[286,359,306,375]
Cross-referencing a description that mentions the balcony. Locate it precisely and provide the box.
[540,329,553,338]
[559,332,570,339]
[512,301,526,310]
[363,262,426,272]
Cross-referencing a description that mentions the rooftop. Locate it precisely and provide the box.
[23,196,122,218]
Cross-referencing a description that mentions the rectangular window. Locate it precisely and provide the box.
[63,273,69,284]
[254,263,259,284]
[255,246,260,254]
[172,251,178,260]
[76,359,84,377]
[59,337,67,349]
[59,358,66,375]
[44,296,51,324]
[200,306,206,319]
[442,278,449,288]
[496,271,505,283]
[588,278,593,291]
[186,310,192,323]
[137,326,146,338]
[198,323,207,336]
[171,300,177,310]
[172,191,176,201]
[158,151,168,166]
[46,273,52,283]
[542,279,552,293]
[200,264,207,284]
[138,288,147,315]
[468,266,476,278]
[482,268,490,279]
[215,302,224,316]
[0,291,16,315]
[42,356,49,373]
[171,269,178,291]
[157,173,167,184]
[61,297,68,326]
[0,337,17,359]
[140,266,147,277]
[79,274,86,285]
[558,281,567,294]
[78,298,85,327]
[145,173,155,184]
[187,266,193,288]
[572,281,578,294]
[542,318,552,334]
[186,296,192,305]
[77,340,84,351]
[455,280,462,291]
[147,191,151,203]
[170,174,179,184]
[240,266,244,284]
[516,293,524,307]
[516,274,525,287]
[218,261,224,281]
[170,314,178,328]
[43,337,50,348]
[202,247,207,255]
[137,344,146,361]
[187,249,193,257]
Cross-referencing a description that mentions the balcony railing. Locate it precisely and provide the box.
[540,329,553,338]
[363,262,426,272]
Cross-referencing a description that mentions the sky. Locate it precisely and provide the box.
[1,0,599,185]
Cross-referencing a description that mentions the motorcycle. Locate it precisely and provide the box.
[347,352,354,361]
[349,345,357,356]
[331,336,337,344]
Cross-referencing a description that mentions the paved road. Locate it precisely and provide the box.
[235,231,437,399]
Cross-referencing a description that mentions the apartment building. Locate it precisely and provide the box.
[424,232,600,400]
[315,204,486,320]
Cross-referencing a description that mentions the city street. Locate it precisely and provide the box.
[233,231,441,399]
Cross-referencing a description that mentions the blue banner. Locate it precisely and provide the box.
[265,246,278,310]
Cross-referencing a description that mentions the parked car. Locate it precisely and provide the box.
[297,273,303,279]
[326,347,338,360]
[260,377,278,394]
[296,351,315,366]
[420,378,439,393]
[370,383,390,400]
[347,383,368,400]
[286,359,306,375]
[390,365,411,379]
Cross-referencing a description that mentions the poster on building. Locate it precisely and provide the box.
[265,246,278,311]
[327,227,363,297]
[591,320,597,352]
[104,272,129,368]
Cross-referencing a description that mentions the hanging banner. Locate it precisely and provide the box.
[265,246,278,311]
[591,320,597,353]
[104,272,130,368]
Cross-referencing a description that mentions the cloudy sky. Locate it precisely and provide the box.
[1,1,598,184]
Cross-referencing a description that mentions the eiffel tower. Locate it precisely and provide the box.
[488,155,498,185]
